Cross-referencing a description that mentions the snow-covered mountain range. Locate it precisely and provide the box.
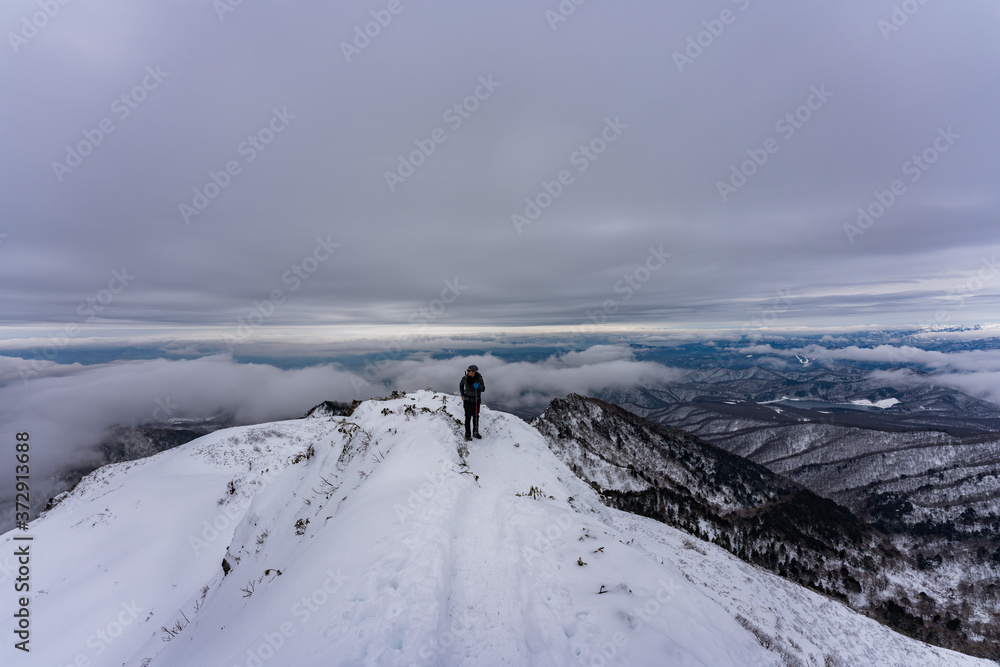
[535,393,1000,658]
[1,391,992,666]
[590,364,1000,659]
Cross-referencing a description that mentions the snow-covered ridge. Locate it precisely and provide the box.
[0,391,989,666]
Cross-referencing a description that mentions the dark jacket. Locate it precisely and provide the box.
[459,372,485,402]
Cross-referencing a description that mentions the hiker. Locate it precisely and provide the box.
[459,364,485,441]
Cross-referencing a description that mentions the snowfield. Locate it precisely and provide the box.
[849,398,900,409]
[1,391,990,666]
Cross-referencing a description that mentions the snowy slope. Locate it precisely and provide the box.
[0,391,990,666]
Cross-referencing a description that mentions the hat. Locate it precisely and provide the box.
[467,364,479,372]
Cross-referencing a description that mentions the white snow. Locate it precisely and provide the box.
[850,398,901,409]
[0,390,989,666]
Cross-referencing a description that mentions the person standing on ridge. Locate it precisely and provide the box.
[459,364,485,441]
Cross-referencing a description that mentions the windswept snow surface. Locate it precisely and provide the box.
[849,398,900,409]
[0,391,989,666]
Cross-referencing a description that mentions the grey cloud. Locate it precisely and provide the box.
[741,343,1000,373]
[1,0,998,338]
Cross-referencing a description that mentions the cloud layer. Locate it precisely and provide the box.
[741,342,1000,404]
[0,346,682,521]
[1,0,999,342]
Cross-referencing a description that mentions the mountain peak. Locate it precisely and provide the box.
[1,391,988,666]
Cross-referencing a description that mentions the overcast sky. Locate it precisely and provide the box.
[2,0,1000,346]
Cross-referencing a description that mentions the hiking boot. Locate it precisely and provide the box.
[464,433,472,441]
[473,432,482,439]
